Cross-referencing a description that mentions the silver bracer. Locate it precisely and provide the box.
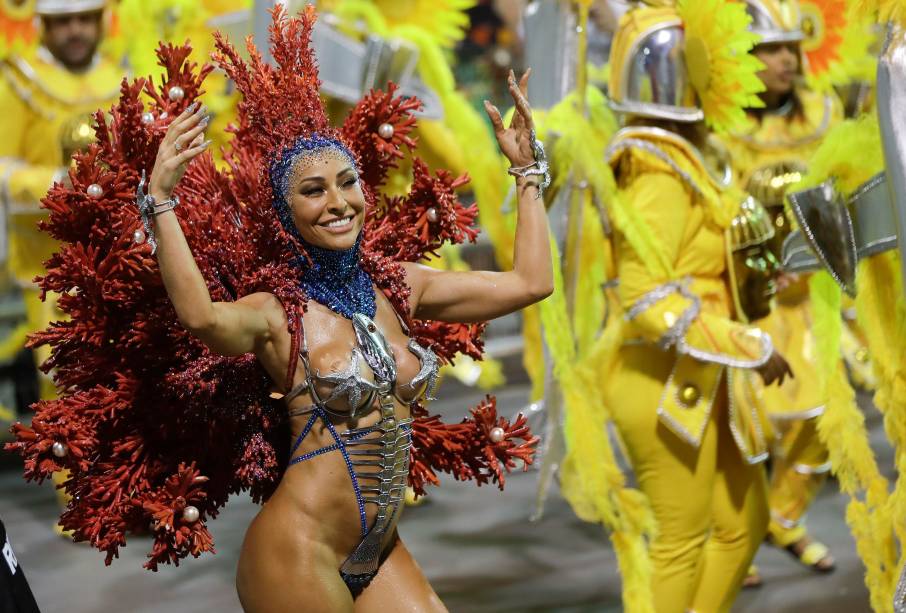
[876,25,906,295]
[782,174,897,296]
[609,21,704,123]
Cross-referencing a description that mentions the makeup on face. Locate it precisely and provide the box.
[289,154,366,249]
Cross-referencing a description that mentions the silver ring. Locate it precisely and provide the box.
[174,141,183,152]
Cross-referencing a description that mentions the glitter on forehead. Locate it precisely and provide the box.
[269,134,358,241]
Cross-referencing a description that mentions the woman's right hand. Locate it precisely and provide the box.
[149,102,211,199]
[756,350,793,386]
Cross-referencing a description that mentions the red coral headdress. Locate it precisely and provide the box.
[5,6,537,570]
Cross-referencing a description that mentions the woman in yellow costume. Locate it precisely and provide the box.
[723,0,849,579]
[599,2,791,610]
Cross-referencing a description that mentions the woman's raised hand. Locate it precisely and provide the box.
[149,102,211,199]
[484,69,536,169]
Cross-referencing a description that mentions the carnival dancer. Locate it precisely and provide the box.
[724,0,845,581]
[6,6,547,611]
[601,2,791,610]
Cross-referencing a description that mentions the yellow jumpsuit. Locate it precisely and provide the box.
[0,46,121,399]
[725,89,843,552]
[605,127,772,613]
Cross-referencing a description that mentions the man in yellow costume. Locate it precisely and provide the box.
[724,0,844,582]
[0,0,121,518]
[0,0,120,397]
[598,3,792,610]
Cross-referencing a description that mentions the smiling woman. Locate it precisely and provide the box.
[146,35,551,604]
[285,150,365,247]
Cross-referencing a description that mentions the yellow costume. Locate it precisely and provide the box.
[0,44,121,398]
[0,0,123,520]
[606,125,773,613]
[725,73,845,560]
[588,4,773,610]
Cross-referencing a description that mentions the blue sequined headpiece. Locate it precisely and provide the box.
[268,135,375,320]
[269,134,358,238]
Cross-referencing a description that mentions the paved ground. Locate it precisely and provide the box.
[0,380,882,612]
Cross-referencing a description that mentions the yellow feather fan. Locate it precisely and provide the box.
[521,85,655,611]
[797,114,906,609]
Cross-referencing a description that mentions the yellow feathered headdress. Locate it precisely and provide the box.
[610,0,765,134]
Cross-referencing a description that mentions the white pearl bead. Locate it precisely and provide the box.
[489,427,506,443]
[141,112,155,124]
[52,441,68,458]
[160,112,168,120]
[87,183,103,198]
[426,208,439,223]
[378,123,394,139]
[577,180,589,189]
[168,86,185,101]
[182,505,200,523]
[133,229,146,244]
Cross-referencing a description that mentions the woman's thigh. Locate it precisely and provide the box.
[355,536,447,613]
[236,507,354,613]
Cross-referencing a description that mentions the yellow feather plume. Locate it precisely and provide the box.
[856,0,906,27]
[810,270,898,609]
[676,0,766,134]
[795,112,884,193]
[798,108,906,606]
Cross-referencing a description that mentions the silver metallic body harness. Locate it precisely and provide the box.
[284,313,438,594]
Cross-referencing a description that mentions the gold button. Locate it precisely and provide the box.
[679,384,701,407]
[856,348,870,364]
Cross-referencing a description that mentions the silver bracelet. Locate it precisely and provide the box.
[135,171,179,255]
[506,129,551,199]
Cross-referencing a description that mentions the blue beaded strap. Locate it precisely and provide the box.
[288,411,320,458]
[287,407,370,537]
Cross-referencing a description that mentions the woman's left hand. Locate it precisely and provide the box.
[484,69,536,169]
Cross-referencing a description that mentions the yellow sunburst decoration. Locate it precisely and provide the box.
[0,0,37,56]
[677,0,766,134]
[801,0,876,91]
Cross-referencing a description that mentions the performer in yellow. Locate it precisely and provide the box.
[600,3,791,610]
[0,0,121,517]
[723,0,846,580]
